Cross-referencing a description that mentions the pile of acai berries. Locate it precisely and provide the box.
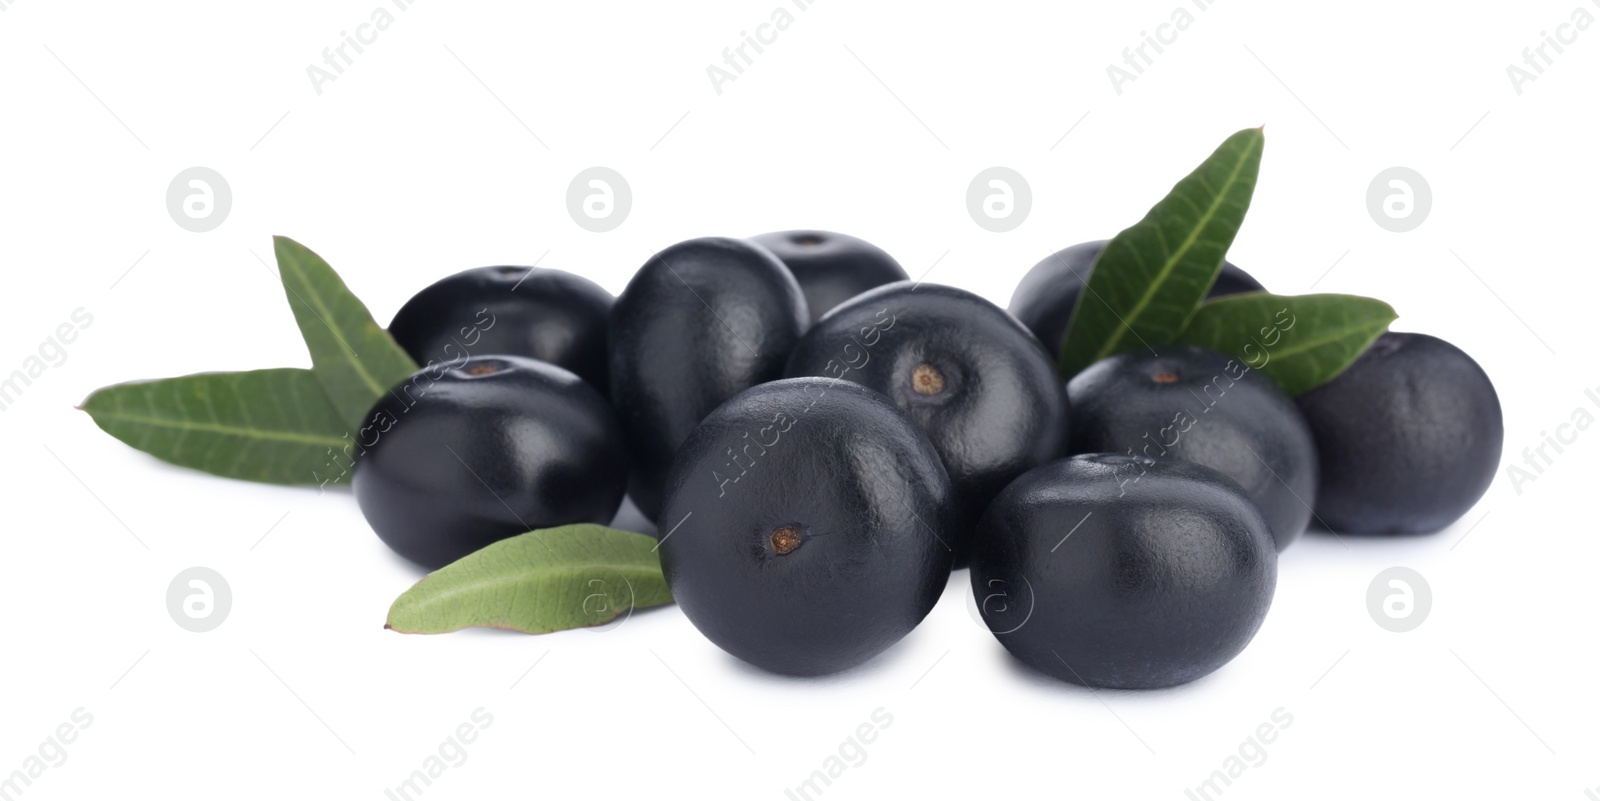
[355,230,1502,688]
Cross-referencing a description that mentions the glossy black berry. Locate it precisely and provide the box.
[659,378,954,676]
[609,237,807,521]
[1296,332,1502,533]
[352,356,627,569]
[784,282,1069,563]
[388,265,613,395]
[971,455,1277,689]
[1067,345,1316,551]
[1009,240,1265,359]
[749,230,909,325]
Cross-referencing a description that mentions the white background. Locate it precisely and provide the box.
[2,1,1597,798]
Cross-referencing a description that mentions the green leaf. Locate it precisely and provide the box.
[1174,293,1398,396]
[386,525,675,635]
[1059,127,1266,378]
[80,368,354,486]
[274,236,417,430]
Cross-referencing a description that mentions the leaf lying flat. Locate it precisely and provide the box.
[80,368,352,486]
[1174,293,1398,396]
[386,525,674,635]
[1059,127,1265,378]
[273,236,417,431]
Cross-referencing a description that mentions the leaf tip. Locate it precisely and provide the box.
[271,235,306,259]
[76,387,105,414]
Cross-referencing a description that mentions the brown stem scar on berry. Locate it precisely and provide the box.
[770,526,803,555]
[912,364,946,395]
[1152,371,1180,384]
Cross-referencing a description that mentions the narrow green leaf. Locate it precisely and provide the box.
[273,235,417,430]
[386,525,674,635]
[1059,127,1266,377]
[1174,293,1398,396]
[80,368,355,486]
